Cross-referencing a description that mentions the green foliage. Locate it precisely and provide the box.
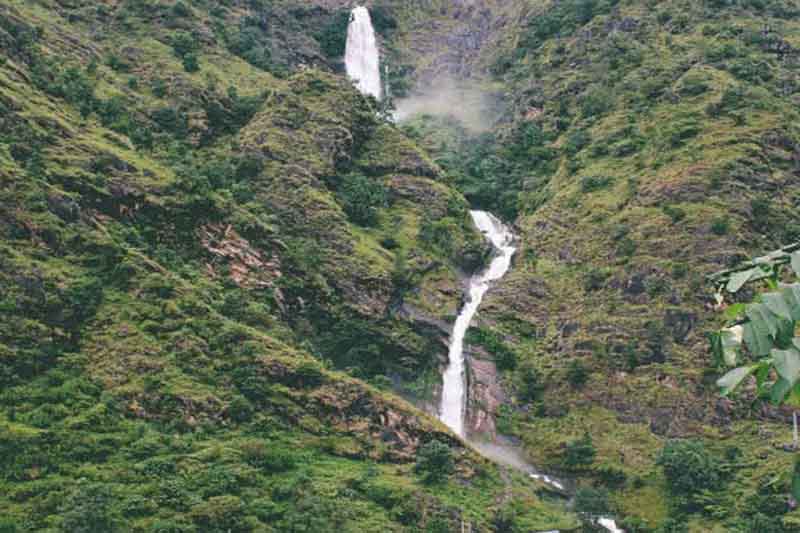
[170,31,198,59]
[466,328,517,371]
[710,216,730,235]
[517,361,544,402]
[415,440,454,483]
[337,174,387,226]
[182,53,199,72]
[317,11,351,58]
[657,440,724,496]
[710,246,800,402]
[563,432,596,470]
[224,15,282,74]
[566,359,589,388]
[580,175,615,193]
[520,0,620,49]
[574,486,611,519]
[60,481,117,532]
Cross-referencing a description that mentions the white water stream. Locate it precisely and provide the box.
[437,211,623,532]
[343,12,622,530]
[439,211,516,436]
[345,6,382,100]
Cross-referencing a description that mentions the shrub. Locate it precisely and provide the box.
[189,496,247,532]
[182,53,199,73]
[171,1,190,18]
[200,466,240,498]
[60,481,117,533]
[581,87,613,118]
[466,329,517,371]
[620,516,651,533]
[584,268,610,291]
[580,175,615,193]
[566,360,589,388]
[316,11,351,58]
[616,236,637,258]
[662,205,686,223]
[170,31,197,59]
[564,129,591,155]
[596,466,626,488]
[415,440,454,483]
[151,78,168,98]
[106,54,130,72]
[564,432,596,470]
[518,362,544,402]
[657,440,724,495]
[574,486,610,518]
[338,174,387,226]
[710,216,730,235]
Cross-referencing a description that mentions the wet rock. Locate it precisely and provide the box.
[465,356,507,438]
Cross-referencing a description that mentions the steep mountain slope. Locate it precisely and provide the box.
[0,1,577,531]
[396,0,800,530]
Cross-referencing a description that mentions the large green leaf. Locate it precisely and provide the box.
[726,268,757,293]
[763,291,793,321]
[755,363,772,392]
[747,303,779,338]
[772,348,800,386]
[781,283,800,321]
[717,365,758,396]
[723,303,746,321]
[771,378,793,404]
[791,251,800,277]
[743,320,773,357]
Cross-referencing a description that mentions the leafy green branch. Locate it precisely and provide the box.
[709,244,800,502]
[710,246,800,403]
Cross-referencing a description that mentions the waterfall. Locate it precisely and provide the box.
[345,6,382,100]
[439,211,516,436]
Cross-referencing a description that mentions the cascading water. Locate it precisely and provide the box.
[439,211,516,436]
[438,212,623,533]
[345,6,382,100]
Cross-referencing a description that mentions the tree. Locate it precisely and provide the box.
[709,242,800,501]
[574,486,610,520]
[60,481,117,532]
[563,432,596,470]
[337,173,387,226]
[567,359,589,388]
[415,440,454,483]
[657,440,723,495]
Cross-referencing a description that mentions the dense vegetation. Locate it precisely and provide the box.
[5,0,800,531]
[394,0,800,530]
[0,1,571,531]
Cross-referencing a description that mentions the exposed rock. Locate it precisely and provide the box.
[465,353,506,438]
[199,223,282,293]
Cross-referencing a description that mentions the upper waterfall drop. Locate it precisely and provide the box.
[439,211,516,436]
[345,6,382,100]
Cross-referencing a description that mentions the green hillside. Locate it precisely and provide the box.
[400,0,800,531]
[3,0,800,532]
[0,1,573,531]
